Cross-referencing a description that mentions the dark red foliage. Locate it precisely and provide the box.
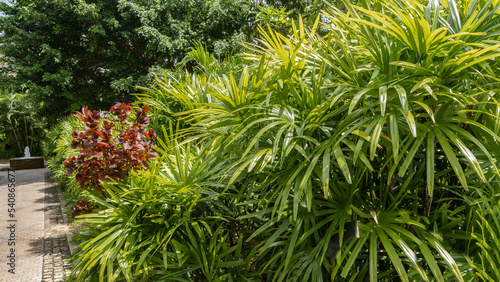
[64,102,157,192]
[71,199,99,219]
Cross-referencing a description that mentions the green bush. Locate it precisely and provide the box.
[67,0,500,281]
[69,134,257,281]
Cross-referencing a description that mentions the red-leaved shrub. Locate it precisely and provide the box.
[64,102,156,192]
[71,199,98,219]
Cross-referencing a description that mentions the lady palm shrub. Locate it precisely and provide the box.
[70,134,264,281]
[468,182,500,281]
[136,43,249,142]
[70,0,500,281]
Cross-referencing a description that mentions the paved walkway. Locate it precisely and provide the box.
[0,165,72,281]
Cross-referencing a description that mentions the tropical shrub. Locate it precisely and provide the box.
[68,0,500,281]
[69,133,256,281]
[138,43,249,140]
[64,103,156,192]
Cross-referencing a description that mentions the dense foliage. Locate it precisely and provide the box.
[64,103,156,191]
[44,103,156,220]
[44,115,84,193]
[0,0,256,121]
[45,0,500,281]
[0,90,45,157]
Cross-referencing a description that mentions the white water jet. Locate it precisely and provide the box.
[22,146,31,158]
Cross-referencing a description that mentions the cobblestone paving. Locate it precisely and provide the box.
[42,174,72,281]
[0,167,73,281]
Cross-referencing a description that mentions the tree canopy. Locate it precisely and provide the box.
[0,0,256,121]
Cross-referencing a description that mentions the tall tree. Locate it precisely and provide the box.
[0,0,255,121]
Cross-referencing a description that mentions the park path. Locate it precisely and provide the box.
[0,165,72,281]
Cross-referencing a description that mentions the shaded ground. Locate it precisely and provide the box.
[0,163,73,281]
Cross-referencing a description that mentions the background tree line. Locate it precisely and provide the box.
[0,0,324,156]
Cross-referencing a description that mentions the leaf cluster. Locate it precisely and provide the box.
[64,102,156,192]
[64,0,500,281]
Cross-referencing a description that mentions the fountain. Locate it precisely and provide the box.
[24,146,31,158]
[9,146,45,170]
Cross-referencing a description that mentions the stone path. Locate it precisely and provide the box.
[0,166,72,281]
